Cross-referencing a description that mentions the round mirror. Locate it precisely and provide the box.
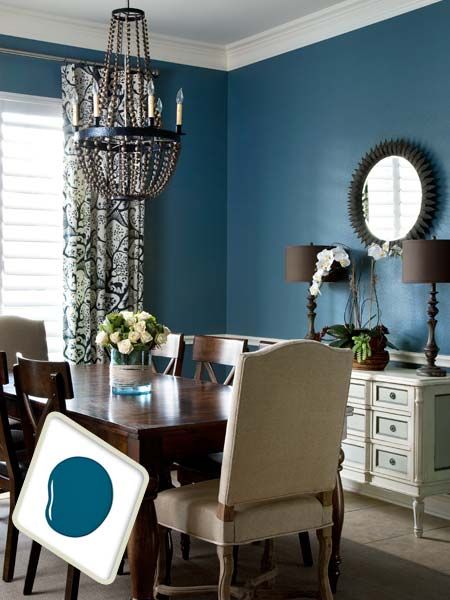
[349,140,437,246]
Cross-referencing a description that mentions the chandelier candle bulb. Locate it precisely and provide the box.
[176,88,184,127]
[92,80,100,118]
[148,79,155,123]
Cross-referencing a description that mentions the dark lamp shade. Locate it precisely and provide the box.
[285,245,345,283]
[402,239,450,284]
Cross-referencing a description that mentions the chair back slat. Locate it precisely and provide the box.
[219,341,352,507]
[13,357,73,457]
[0,352,20,486]
[0,316,48,370]
[151,334,185,376]
[192,336,248,385]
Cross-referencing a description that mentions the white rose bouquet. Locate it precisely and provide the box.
[96,310,170,363]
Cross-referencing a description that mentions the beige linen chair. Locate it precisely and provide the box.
[0,316,48,370]
[155,340,352,599]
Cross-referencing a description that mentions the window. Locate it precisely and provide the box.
[0,93,64,359]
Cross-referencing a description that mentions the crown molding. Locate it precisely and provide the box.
[0,3,227,71]
[0,0,441,72]
[226,0,442,70]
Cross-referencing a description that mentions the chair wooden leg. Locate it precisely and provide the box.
[217,546,233,600]
[317,527,333,600]
[298,532,313,567]
[65,565,80,600]
[3,513,19,582]
[24,541,42,595]
[156,526,173,591]
[181,533,190,560]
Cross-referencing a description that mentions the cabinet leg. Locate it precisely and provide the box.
[329,448,345,594]
[413,498,424,538]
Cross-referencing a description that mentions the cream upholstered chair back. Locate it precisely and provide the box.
[218,340,352,508]
[0,316,48,370]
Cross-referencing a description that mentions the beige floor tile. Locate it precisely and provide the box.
[342,503,449,544]
[344,491,385,512]
[366,527,450,574]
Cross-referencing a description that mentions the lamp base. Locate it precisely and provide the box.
[416,364,447,377]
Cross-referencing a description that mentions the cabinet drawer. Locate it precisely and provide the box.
[346,407,368,439]
[373,445,411,480]
[342,440,367,469]
[373,412,410,445]
[348,382,367,406]
[373,384,412,412]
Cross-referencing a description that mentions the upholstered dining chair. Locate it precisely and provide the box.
[155,340,352,600]
[0,351,27,582]
[151,333,185,376]
[0,316,48,371]
[13,356,81,600]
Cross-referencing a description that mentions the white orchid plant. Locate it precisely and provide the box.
[96,310,170,356]
[367,241,402,261]
[310,246,351,297]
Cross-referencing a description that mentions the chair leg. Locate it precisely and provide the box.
[317,527,333,600]
[217,546,233,600]
[180,533,190,560]
[64,565,80,600]
[24,541,42,595]
[3,513,19,582]
[156,526,173,590]
[298,532,313,567]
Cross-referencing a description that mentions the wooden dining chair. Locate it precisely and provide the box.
[0,351,28,582]
[13,356,81,600]
[177,336,248,560]
[192,336,248,385]
[151,333,185,376]
[259,340,313,568]
[154,341,352,600]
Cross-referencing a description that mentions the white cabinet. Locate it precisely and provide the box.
[342,368,450,537]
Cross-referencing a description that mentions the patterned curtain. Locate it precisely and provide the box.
[61,64,144,364]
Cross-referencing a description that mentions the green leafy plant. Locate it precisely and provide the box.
[352,333,372,364]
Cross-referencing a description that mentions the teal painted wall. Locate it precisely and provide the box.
[227,1,450,354]
[0,34,228,337]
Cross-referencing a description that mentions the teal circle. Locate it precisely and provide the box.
[45,457,113,538]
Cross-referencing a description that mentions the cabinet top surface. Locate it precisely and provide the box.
[351,366,450,387]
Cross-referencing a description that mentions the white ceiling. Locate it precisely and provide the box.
[0,0,347,45]
[0,0,442,70]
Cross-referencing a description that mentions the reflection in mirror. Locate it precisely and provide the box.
[363,156,422,242]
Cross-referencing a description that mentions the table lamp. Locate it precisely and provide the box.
[285,243,345,340]
[402,238,450,377]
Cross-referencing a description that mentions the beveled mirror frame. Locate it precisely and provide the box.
[348,139,437,246]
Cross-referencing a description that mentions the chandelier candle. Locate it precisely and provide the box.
[74,2,185,201]
[176,88,184,133]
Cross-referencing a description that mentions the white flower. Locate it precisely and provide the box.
[140,331,153,345]
[125,316,136,327]
[313,269,324,283]
[382,241,390,253]
[128,331,140,344]
[134,320,147,333]
[95,331,109,346]
[155,333,167,346]
[137,311,151,320]
[390,244,403,257]
[121,310,133,321]
[110,331,121,345]
[117,339,134,355]
[310,282,321,297]
[339,256,351,268]
[332,246,351,268]
[163,326,171,335]
[368,243,387,261]
[316,249,334,271]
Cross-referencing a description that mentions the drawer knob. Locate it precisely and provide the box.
[389,458,396,466]
[389,392,397,400]
[390,424,397,433]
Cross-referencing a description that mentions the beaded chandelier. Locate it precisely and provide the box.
[73,2,184,201]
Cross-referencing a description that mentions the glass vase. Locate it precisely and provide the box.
[110,348,152,395]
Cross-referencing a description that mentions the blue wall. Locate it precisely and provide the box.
[0,34,228,337]
[227,0,450,354]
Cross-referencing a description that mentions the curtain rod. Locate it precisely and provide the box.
[0,46,159,76]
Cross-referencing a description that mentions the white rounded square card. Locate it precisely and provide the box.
[13,412,149,585]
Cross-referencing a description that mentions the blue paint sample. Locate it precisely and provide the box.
[46,457,113,538]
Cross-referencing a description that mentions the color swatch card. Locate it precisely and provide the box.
[13,412,149,585]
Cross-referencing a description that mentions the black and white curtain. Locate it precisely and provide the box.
[61,64,144,364]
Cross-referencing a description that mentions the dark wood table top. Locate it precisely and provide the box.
[4,364,232,438]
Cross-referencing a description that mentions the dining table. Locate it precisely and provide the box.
[5,364,351,599]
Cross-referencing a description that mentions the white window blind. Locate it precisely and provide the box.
[0,93,64,359]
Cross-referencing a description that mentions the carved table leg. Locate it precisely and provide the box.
[329,448,345,594]
[127,438,160,600]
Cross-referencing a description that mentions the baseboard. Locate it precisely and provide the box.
[342,478,450,521]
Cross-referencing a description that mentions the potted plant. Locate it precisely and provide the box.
[319,242,400,371]
[96,310,170,394]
